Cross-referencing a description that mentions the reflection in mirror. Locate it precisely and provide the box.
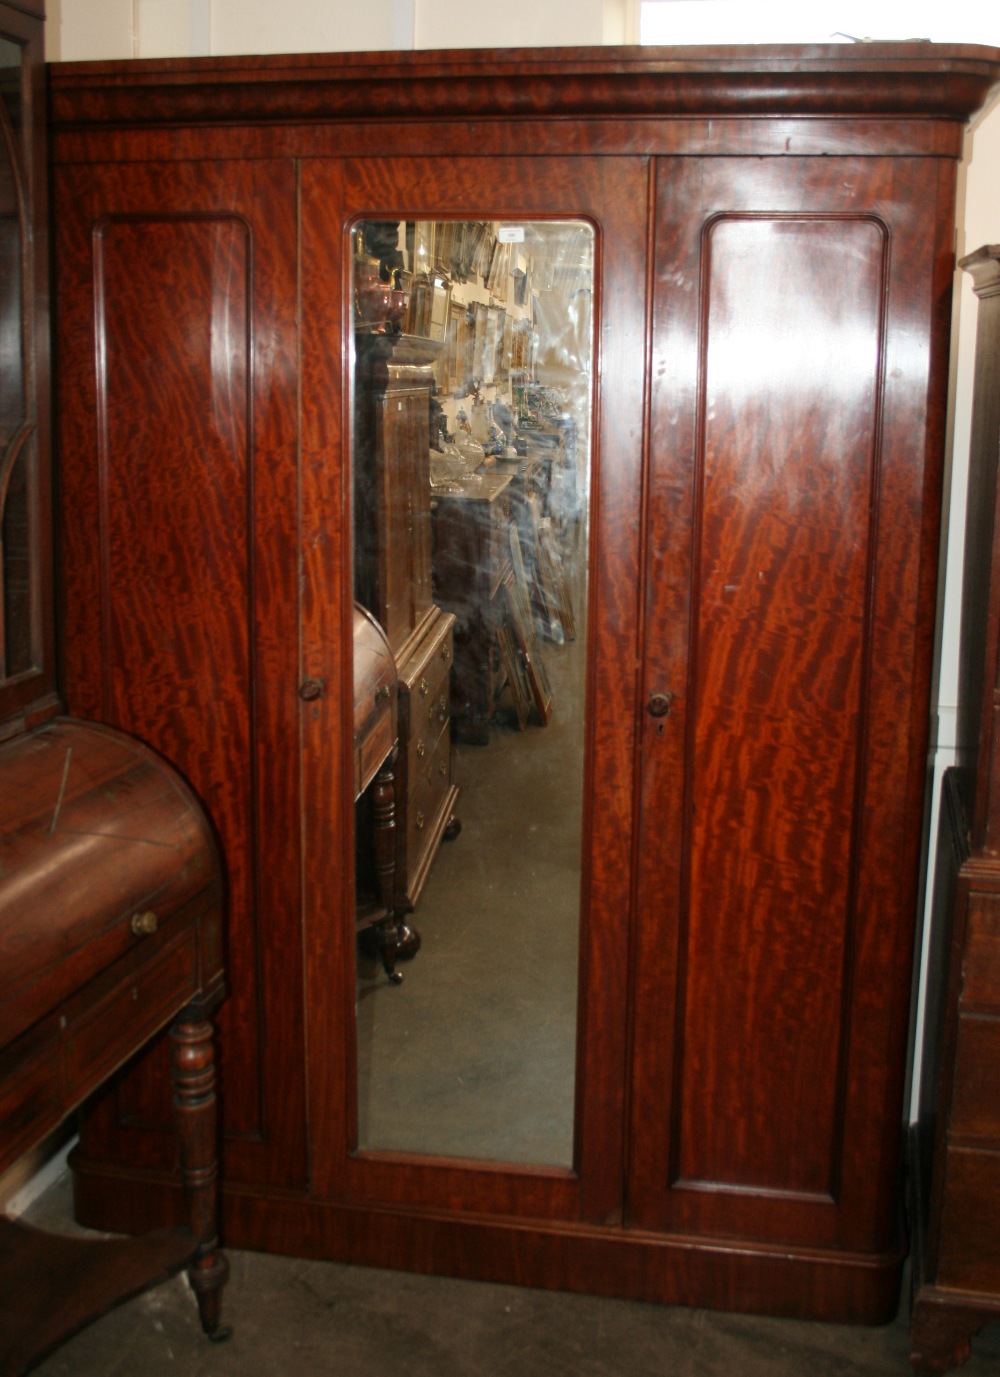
[351,219,594,1165]
[0,35,32,681]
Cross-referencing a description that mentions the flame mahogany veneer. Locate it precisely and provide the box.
[50,43,1000,1324]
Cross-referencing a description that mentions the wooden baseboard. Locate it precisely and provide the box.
[70,1157,906,1326]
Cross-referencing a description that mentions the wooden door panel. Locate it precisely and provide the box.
[299,155,650,1223]
[55,160,307,1187]
[681,213,884,1197]
[631,156,954,1249]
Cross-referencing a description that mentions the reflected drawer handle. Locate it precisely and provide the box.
[131,910,159,937]
[415,811,426,831]
[375,684,391,705]
[419,678,429,697]
[416,740,426,759]
[439,763,448,778]
[440,644,450,663]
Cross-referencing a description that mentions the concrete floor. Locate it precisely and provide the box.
[21,1173,1000,1377]
[356,625,584,1165]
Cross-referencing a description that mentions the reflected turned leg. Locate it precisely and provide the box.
[170,1007,231,1341]
[372,758,421,982]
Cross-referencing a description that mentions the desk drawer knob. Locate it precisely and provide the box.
[131,910,159,937]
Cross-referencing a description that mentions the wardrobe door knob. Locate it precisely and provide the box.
[647,692,674,718]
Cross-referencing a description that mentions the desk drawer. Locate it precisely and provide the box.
[950,1012,1000,1141]
[64,929,199,1093]
[962,894,1000,1012]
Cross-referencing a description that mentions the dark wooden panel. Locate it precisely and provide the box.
[962,891,1000,1010]
[46,43,1000,130]
[632,154,955,1253]
[73,1166,906,1326]
[48,116,970,171]
[96,213,253,863]
[94,211,259,1136]
[55,160,305,1188]
[936,1147,1000,1289]
[679,215,884,1196]
[950,1014,1000,1139]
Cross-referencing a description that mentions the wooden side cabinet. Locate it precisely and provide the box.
[910,245,1000,1374]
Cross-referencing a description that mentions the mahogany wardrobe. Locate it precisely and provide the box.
[49,43,1000,1325]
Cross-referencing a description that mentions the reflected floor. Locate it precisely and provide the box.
[356,626,584,1165]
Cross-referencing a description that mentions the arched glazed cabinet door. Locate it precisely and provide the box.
[0,0,53,732]
[299,155,649,1224]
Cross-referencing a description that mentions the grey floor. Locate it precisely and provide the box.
[356,621,584,1165]
[23,1173,1000,1377]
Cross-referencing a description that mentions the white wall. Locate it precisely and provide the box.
[45,0,630,59]
[414,0,612,48]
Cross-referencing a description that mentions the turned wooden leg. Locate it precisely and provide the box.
[171,1008,231,1342]
[372,760,396,915]
[371,759,420,981]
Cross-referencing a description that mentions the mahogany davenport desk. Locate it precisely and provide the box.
[0,719,228,1373]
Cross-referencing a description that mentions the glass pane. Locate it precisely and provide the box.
[0,34,29,681]
[351,219,594,1166]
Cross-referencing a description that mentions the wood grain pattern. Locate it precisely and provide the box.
[631,155,954,1257]
[56,160,306,1189]
[46,43,1000,129]
[48,44,1000,1325]
[298,154,649,1224]
[680,215,884,1196]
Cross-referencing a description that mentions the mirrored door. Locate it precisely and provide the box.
[300,155,650,1222]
